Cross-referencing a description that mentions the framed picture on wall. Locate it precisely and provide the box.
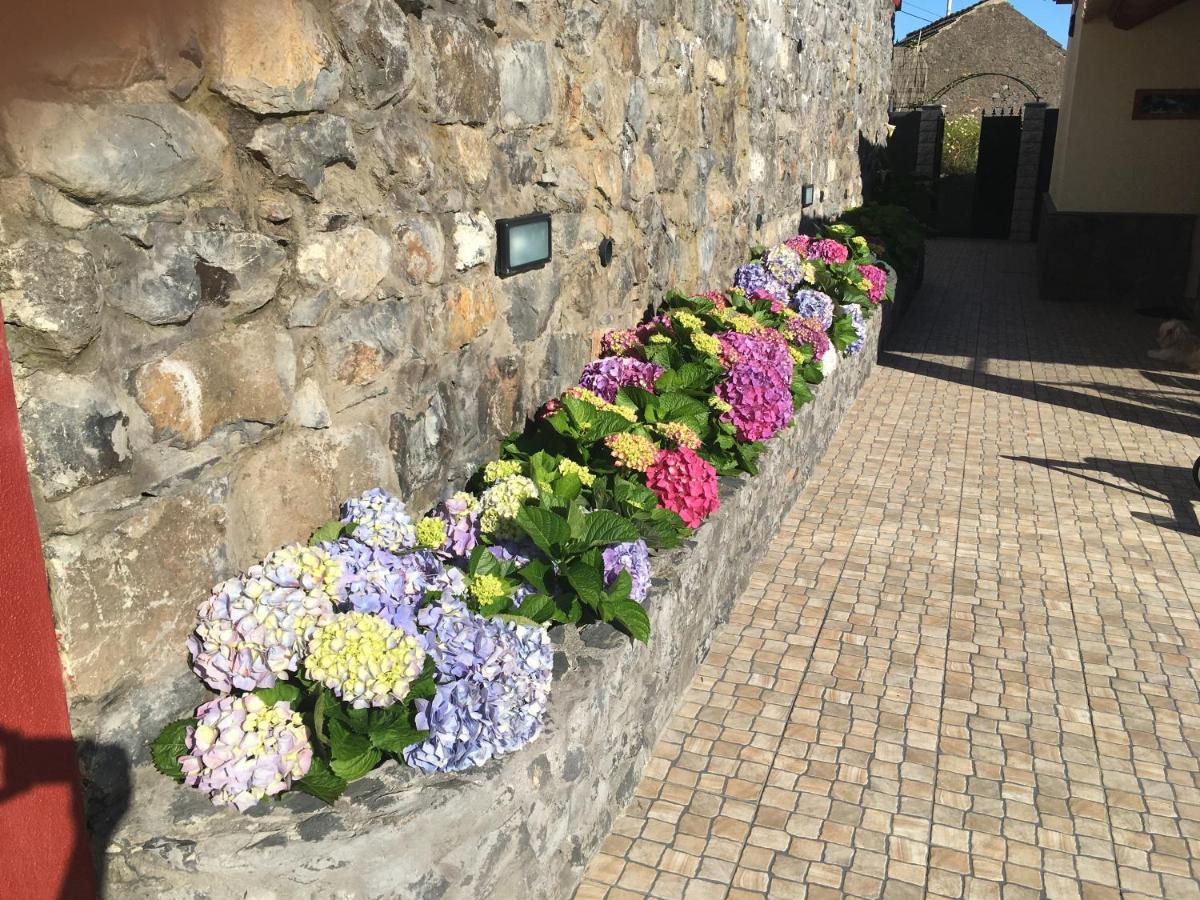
[1132,89,1200,120]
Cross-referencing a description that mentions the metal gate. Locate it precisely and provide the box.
[970,113,1022,239]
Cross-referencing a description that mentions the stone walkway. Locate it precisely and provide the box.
[575,240,1200,900]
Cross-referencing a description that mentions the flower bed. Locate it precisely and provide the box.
[113,222,899,895]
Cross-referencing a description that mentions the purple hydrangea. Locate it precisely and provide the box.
[578,356,664,403]
[180,695,312,812]
[718,330,794,386]
[602,539,651,603]
[430,492,481,560]
[786,317,833,360]
[838,304,868,356]
[762,244,808,289]
[323,539,466,636]
[716,360,795,442]
[732,262,788,303]
[790,290,835,330]
[859,264,887,303]
[341,488,416,552]
[806,238,850,264]
[403,600,553,773]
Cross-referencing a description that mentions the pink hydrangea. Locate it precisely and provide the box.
[600,328,641,357]
[717,330,793,385]
[806,239,850,265]
[695,290,729,309]
[786,317,833,359]
[858,264,887,303]
[785,234,812,256]
[716,361,795,442]
[645,447,720,529]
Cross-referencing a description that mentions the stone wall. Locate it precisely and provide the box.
[102,313,881,900]
[0,0,894,867]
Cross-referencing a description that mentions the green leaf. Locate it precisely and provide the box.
[606,569,633,604]
[468,543,501,577]
[150,718,194,782]
[565,559,605,607]
[294,756,347,805]
[519,557,552,593]
[578,509,640,549]
[516,505,571,556]
[368,709,427,756]
[328,719,381,781]
[553,473,583,502]
[309,519,348,546]
[614,477,659,511]
[496,612,543,628]
[408,657,437,702]
[610,600,652,643]
[253,682,303,707]
[512,593,556,623]
[656,363,711,393]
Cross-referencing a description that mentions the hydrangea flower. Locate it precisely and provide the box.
[693,290,728,309]
[652,421,702,450]
[732,262,788,303]
[605,432,660,471]
[600,327,642,357]
[790,290,835,329]
[763,244,808,288]
[602,539,651,603]
[645,447,720,529]
[691,331,721,357]
[430,492,481,560]
[415,516,448,550]
[838,304,868,356]
[708,395,732,413]
[578,357,664,403]
[189,569,336,693]
[341,488,416,553]
[483,459,523,483]
[716,359,795,442]
[786,316,833,360]
[324,539,465,635]
[469,574,508,608]
[806,238,850,265]
[718,330,793,386]
[563,386,638,423]
[404,600,553,773]
[858,264,887,303]
[670,310,705,332]
[479,475,539,534]
[557,458,596,486]
[260,544,343,598]
[785,234,812,257]
[180,695,312,812]
[305,612,426,709]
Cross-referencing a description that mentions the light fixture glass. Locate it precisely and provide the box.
[495,213,552,277]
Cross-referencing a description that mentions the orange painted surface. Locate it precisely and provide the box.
[0,314,97,899]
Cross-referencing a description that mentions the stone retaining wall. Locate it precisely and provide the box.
[103,315,879,899]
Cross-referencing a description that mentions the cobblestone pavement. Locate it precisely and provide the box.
[575,240,1200,900]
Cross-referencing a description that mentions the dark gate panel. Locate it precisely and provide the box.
[887,110,921,176]
[970,114,1021,239]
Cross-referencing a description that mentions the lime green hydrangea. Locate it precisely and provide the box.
[648,333,672,344]
[672,311,705,331]
[799,261,817,284]
[564,386,638,423]
[779,308,799,319]
[788,346,808,365]
[483,459,523,484]
[415,516,448,550]
[653,421,702,450]
[479,474,539,534]
[852,236,869,252]
[604,432,660,472]
[261,543,343,598]
[728,313,761,334]
[469,573,508,608]
[708,395,732,413]
[557,458,596,486]
[304,612,426,709]
[691,331,721,356]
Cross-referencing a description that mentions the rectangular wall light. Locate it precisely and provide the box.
[495,213,552,277]
[802,184,815,208]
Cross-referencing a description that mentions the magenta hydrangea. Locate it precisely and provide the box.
[578,356,664,402]
[806,238,850,264]
[858,264,887,303]
[718,330,793,386]
[786,317,833,360]
[785,234,812,256]
[716,360,795,442]
[645,447,720,529]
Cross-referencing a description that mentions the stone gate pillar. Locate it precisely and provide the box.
[914,105,945,180]
[1010,102,1049,242]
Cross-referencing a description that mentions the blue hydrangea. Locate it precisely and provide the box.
[602,540,651,603]
[791,290,835,330]
[838,304,868,356]
[340,488,416,552]
[323,539,465,636]
[732,262,788,303]
[403,600,553,773]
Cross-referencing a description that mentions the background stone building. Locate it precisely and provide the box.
[892,0,1067,115]
[0,0,896,851]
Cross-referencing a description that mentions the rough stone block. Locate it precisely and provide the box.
[0,239,101,356]
[248,115,358,200]
[295,224,392,305]
[331,0,416,109]
[429,16,500,125]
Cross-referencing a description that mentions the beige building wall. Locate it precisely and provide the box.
[1050,1,1200,215]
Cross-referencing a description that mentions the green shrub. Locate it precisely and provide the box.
[942,115,980,176]
[835,204,927,281]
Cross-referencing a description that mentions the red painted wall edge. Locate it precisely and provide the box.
[0,308,98,899]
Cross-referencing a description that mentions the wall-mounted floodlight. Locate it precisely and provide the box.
[802,184,815,208]
[495,213,552,278]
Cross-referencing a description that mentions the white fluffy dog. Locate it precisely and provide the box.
[1149,319,1200,372]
